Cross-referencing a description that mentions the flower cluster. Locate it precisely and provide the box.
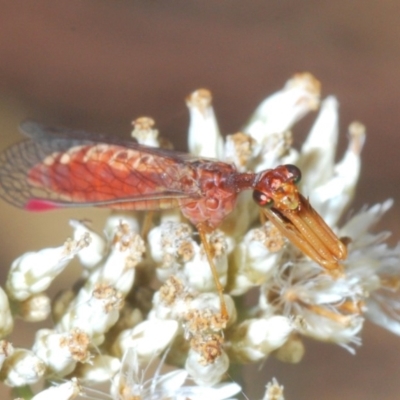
[1,73,400,399]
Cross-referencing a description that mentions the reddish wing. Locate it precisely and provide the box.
[0,121,199,211]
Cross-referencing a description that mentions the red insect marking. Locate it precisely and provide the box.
[0,121,347,319]
[25,199,63,212]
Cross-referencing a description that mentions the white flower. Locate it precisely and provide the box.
[130,116,161,148]
[6,234,90,301]
[74,354,121,384]
[249,76,398,353]
[31,378,81,400]
[228,222,285,295]
[341,200,400,335]
[0,286,13,337]
[259,263,364,352]
[228,316,293,363]
[109,347,240,400]
[262,377,285,400]
[185,348,230,387]
[32,328,91,376]
[245,73,320,147]
[187,89,224,159]
[1,73,399,398]
[15,293,51,322]
[0,349,46,387]
[70,219,106,270]
[111,319,179,364]
[0,340,14,371]
[56,220,145,345]
[300,101,365,226]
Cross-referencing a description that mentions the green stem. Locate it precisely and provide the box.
[12,385,34,399]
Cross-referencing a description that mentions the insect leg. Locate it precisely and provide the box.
[197,223,229,321]
[141,211,154,240]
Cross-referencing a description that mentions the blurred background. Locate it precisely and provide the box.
[1,1,400,398]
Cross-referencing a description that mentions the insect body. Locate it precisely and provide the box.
[0,121,347,318]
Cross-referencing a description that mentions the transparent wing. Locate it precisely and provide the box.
[19,120,204,162]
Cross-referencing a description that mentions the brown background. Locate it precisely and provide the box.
[1,1,400,399]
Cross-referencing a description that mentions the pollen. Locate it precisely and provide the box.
[92,284,124,313]
[252,222,285,253]
[59,328,90,362]
[186,88,212,117]
[226,132,256,168]
[159,276,188,306]
[177,240,195,262]
[190,333,223,365]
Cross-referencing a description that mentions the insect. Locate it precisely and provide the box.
[0,120,347,319]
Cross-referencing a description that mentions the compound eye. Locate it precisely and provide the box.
[253,190,274,208]
[284,164,302,184]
